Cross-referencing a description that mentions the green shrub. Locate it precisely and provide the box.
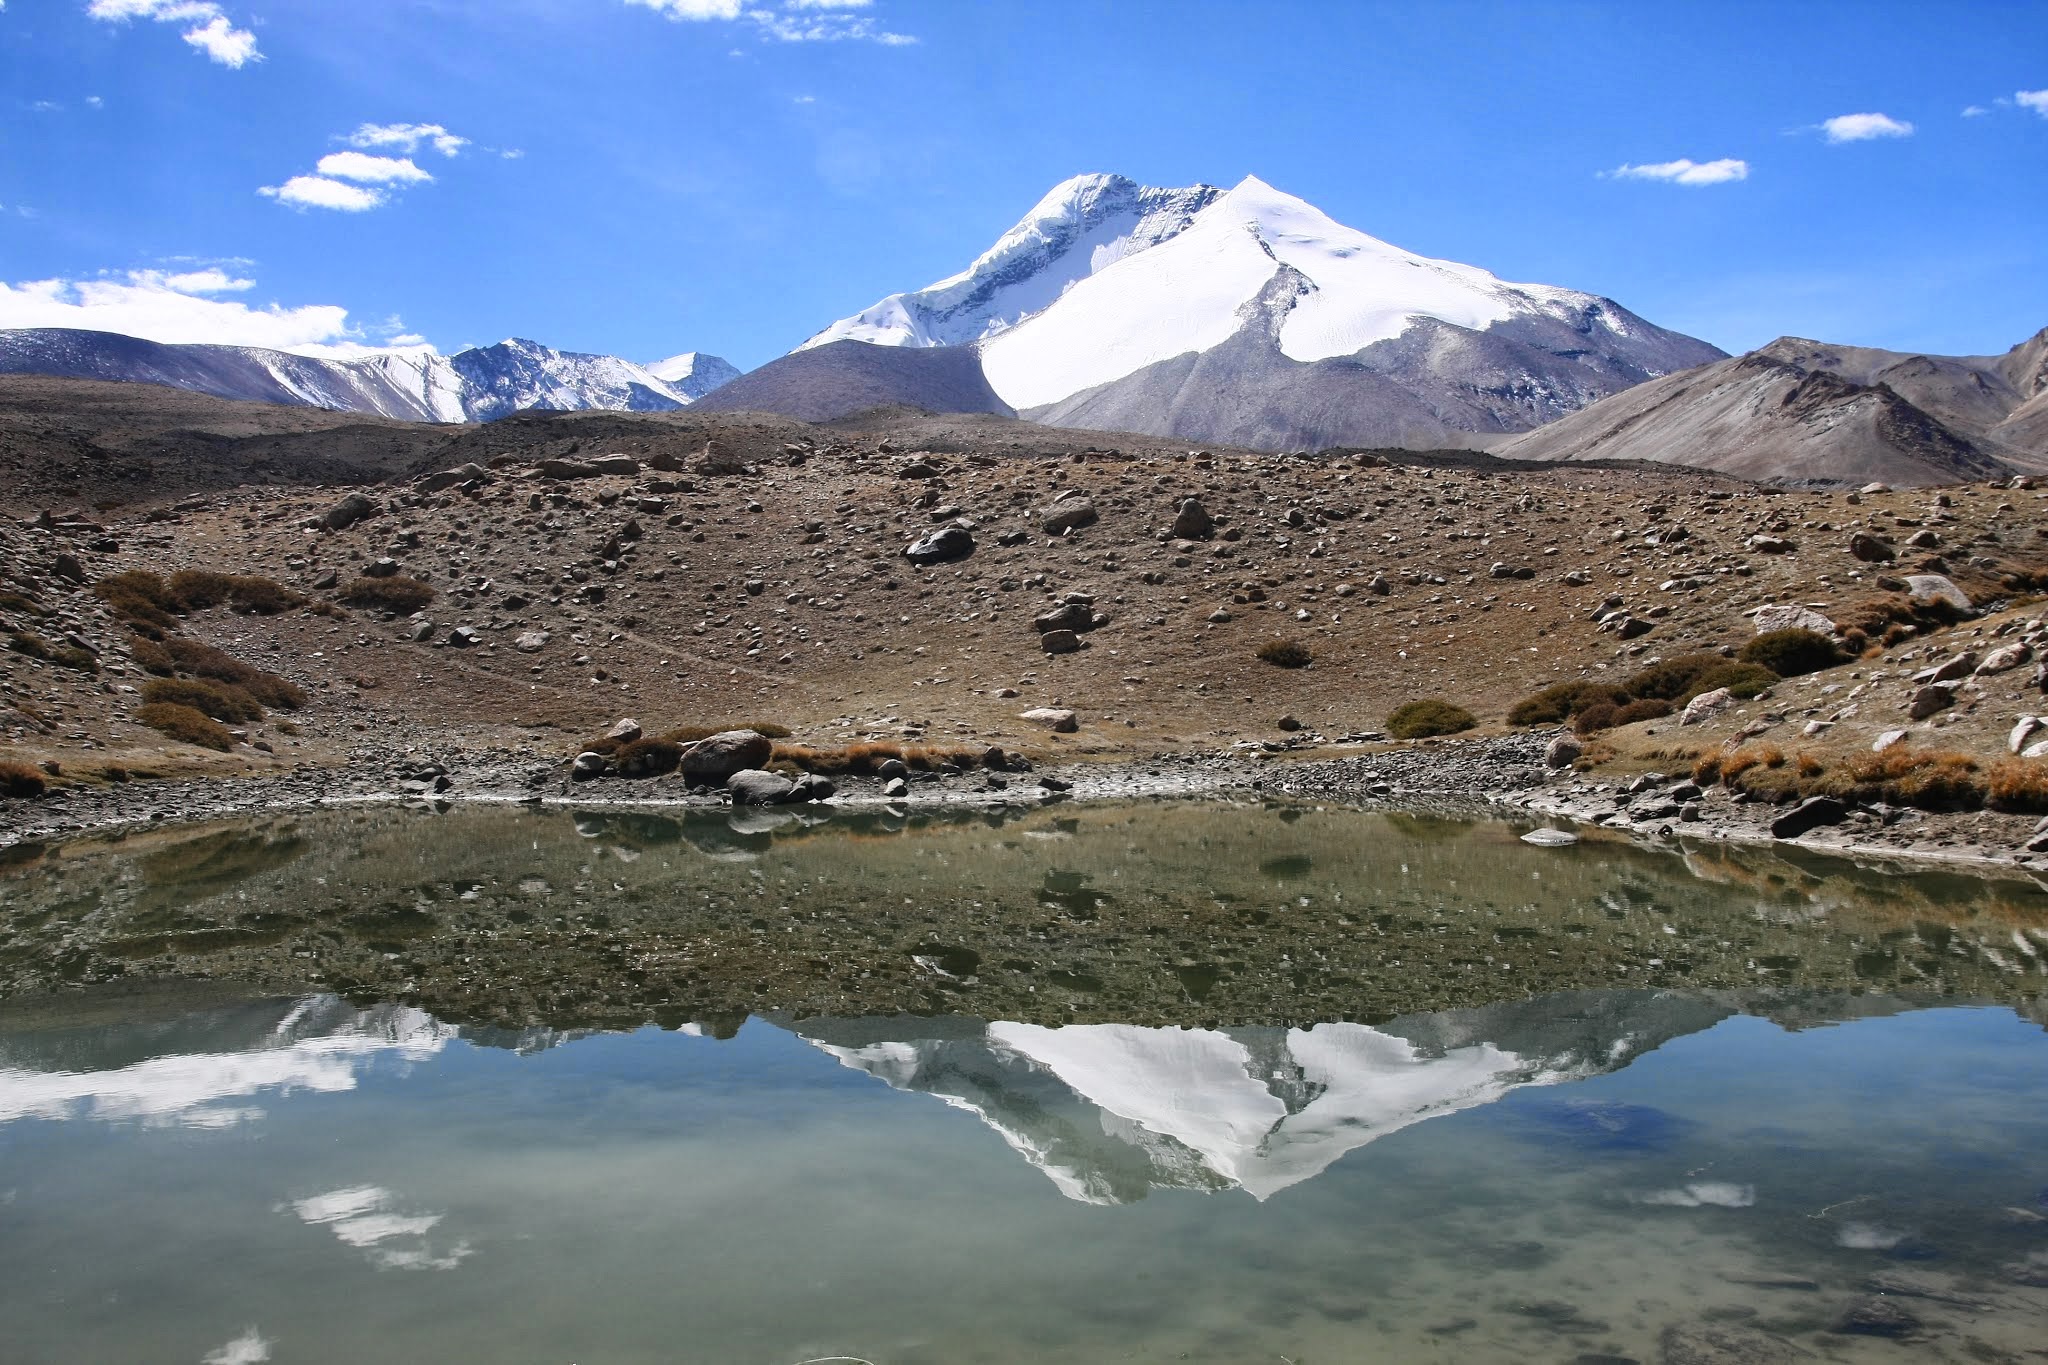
[140,678,262,723]
[1622,653,1732,702]
[94,570,179,628]
[1387,699,1476,740]
[1256,638,1312,668]
[1571,696,1675,736]
[1739,628,1845,678]
[1686,661,1779,700]
[135,702,236,751]
[339,576,436,614]
[9,632,99,673]
[0,760,47,798]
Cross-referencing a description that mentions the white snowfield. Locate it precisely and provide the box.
[817,1019,1584,1203]
[806,172,1630,411]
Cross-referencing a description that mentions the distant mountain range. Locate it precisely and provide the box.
[1,170,2041,486]
[1498,329,2048,486]
[0,328,739,424]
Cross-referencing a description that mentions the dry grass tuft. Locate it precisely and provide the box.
[772,741,987,776]
[135,702,236,751]
[140,678,263,723]
[339,576,436,614]
[1987,759,2048,814]
[0,760,48,798]
[9,632,98,673]
[1256,638,1312,668]
[1386,699,1476,740]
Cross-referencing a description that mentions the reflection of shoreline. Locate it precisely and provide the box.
[793,991,1749,1204]
[0,996,577,1129]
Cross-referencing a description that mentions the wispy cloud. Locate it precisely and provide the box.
[259,125,471,213]
[201,1328,272,1365]
[1820,112,1914,143]
[1962,104,1989,117]
[623,0,915,44]
[316,151,433,185]
[0,268,421,356]
[84,0,260,69]
[1607,158,1749,187]
[2019,90,2048,118]
[348,122,470,157]
[259,176,386,212]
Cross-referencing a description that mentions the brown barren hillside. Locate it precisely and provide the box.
[4,379,2048,797]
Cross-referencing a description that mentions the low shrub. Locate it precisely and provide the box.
[131,638,176,675]
[1987,759,2048,814]
[1739,628,1846,678]
[1614,697,1676,726]
[1572,701,1619,735]
[140,678,262,723]
[162,639,304,709]
[339,576,436,614]
[0,760,47,798]
[1834,748,1983,810]
[1621,653,1731,702]
[1386,699,1476,740]
[135,702,235,751]
[94,570,179,628]
[0,591,48,617]
[9,632,99,673]
[664,720,792,742]
[1686,661,1779,701]
[772,741,986,775]
[1256,638,1312,668]
[1580,696,1676,732]
[611,737,684,777]
[1508,680,1626,726]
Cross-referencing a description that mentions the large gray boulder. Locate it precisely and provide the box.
[319,492,379,531]
[728,769,800,806]
[1170,497,1214,539]
[1906,574,1973,614]
[1041,498,1099,535]
[904,524,975,566]
[683,729,774,782]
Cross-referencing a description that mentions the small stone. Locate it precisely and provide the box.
[1276,714,1304,732]
[605,718,642,743]
[514,630,551,653]
[1020,707,1079,733]
[1039,629,1082,655]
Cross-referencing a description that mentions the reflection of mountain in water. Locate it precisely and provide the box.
[0,994,579,1129]
[790,991,1735,1204]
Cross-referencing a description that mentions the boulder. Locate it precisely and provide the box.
[514,630,551,653]
[875,757,909,781]
[1905,573,1972,613]
[1276,714,1304,732]
[320,492,379,531]
[1908,684,1957,720]
[1039,629,1082,655]
[537,458,600,480]
[1771,796,1848,839]
[1170,497,1214,539]
[362,557,401,579]
[1746,534,1797,554]
[903,524,975,566]
[589,454,641,476]
[728,769,800,806]
[2009,715,2041,754]
[417,462,491,494]
[605,718,643,743]
[682,729,774,783]
[1873,729,1910,752]
[881,776,910,799]
[1979,642,2031,675]
[1848,532,1896,563]
[1520,828,1579,847]
[1903,527,1941,549]
[571,751,609,780]
[1752,604,1837,636]
[1041,499,1099,535]
[1544,733,1584,768]
[1033,602,1095,634]
[1926,651,1978,683]
[1681,688,1734,726]
[1020,707,1079,733]
[446,626,481,648]
[793,773,836,803]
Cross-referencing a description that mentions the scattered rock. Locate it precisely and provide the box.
[903,524,975,566]
[728,769,800,806]
[1746,534,1797,554]
[1170,497,1214,539]
[1771,796,1848,840]
[1521,828,1579,847]
[1681,688,1734,726]
[1039,629,1081,655]
[319,492,379,531]
[881,776,909,798]
[1545,734,1584,768]
[1041,499,1099,535]
[417,462,491,494]
[362,557,401,579]
[570,751,609,780]
[605,718,642,743]
[1020,707,1079,733]
[1905,574,1972,614]
[514,630,551,653]
[1752,604,1837,636]
[681,730,774,783]
[1276,714,1304,732]
[1848,532,1897,563]
[1907,684,1957,720]
[446,626,481,648]
[1978,642,2031,675]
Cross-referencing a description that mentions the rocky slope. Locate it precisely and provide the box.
[692,339,1013,422]
[0,328,738,423]
[1499,329,2048,486]
[799,173,1724,450]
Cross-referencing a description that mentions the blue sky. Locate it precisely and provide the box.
[2,0,2043,369]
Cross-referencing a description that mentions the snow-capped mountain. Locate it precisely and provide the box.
[801,173,1726,450]
[646,351,745,400]
[787,991,1737,1204]
[0,328,738,424]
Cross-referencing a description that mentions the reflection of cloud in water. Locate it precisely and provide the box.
[289,1185,472,1271]
[0,998,455,1128]
[200,1327,272,1364]
[1838,1222,1909,1249]
[1639,1182,1756,1208]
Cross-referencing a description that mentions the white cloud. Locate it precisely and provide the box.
[1962,104,1988,117]
[315,151,433,184]
[346,122,469,157]
[624,0,914,43]
[201,1328,272,1365]
[150,266,254,293]
[1608,157,1749,186]
[86,0,260,68]
[2019,90,2048,117]
[259,175,385,212]
[625,0,744,16]
[1821,112,1914,143]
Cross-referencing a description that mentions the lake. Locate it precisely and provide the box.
[3,800,2046,1363]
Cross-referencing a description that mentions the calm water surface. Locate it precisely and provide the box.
[2,801,2046,1363]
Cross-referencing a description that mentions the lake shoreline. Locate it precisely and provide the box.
[7,727,2048,881]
